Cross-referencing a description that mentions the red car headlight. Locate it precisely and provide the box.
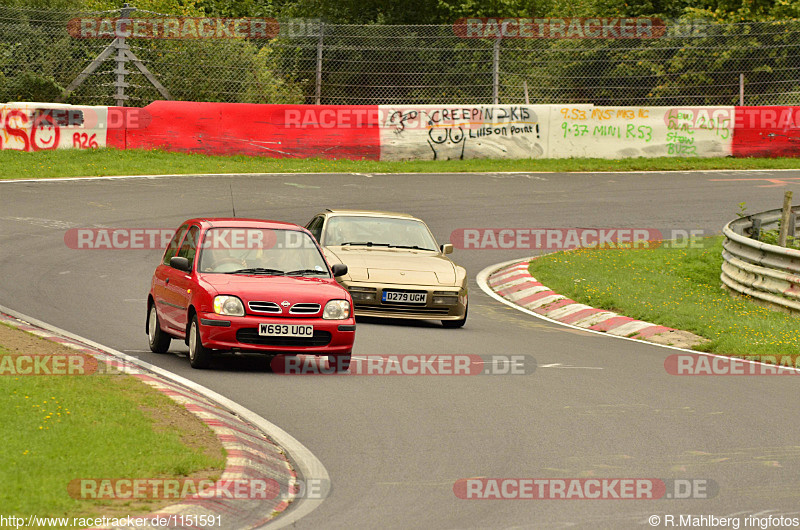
[213,295,245,317]
[323,300,350,320]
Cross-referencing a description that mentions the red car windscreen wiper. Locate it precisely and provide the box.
[224,268,285,275]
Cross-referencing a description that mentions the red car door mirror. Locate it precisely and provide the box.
[170,256,191,272]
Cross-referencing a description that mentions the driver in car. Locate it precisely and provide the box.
[202,247,248,273]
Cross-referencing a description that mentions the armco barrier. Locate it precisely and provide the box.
[721,206,800,314]
[2,101,800,160]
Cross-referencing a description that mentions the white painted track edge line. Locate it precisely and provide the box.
[476,258,800,374]
[2,167,800,183]
[0,303,328,528]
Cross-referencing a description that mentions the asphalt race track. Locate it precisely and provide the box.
[2,170,799,529]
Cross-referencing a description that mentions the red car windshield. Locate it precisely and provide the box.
[197,228,329,275]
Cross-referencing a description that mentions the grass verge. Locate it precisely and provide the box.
[1,148,800,179]
[0,322,226,527]
[528,236,799,358]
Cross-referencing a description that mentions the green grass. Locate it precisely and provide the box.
[528,236,799,358]
[0,345,226,524]
[2,148,800,179]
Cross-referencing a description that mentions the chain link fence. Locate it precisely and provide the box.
[2,4,800,107]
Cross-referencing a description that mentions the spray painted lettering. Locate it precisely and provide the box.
[1,106,104,152]
[383,105,543,160]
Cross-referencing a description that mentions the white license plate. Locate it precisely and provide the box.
[259,324,314,337]
[382,291,427,304]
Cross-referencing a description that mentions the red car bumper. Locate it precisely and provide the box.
[197,312,355,355]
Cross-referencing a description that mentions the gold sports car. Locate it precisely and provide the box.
[305,210,468,328]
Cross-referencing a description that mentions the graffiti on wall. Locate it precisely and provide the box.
[380,105,546,161]
[0,105,106,152]
[12,101,800,161]
[664,107,733,156]
[549,105,733,158]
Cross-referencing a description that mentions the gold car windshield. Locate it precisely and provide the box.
[324,216,438,250]
[198,228,329,275]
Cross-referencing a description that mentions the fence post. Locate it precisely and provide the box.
[60,2,169,104]
[315,22,325,105]
[492,36,501,105]
[751,217,762,241]
[114,3,134,107]
[778,190,793,247]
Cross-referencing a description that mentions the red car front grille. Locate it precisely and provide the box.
[236,329,332,346]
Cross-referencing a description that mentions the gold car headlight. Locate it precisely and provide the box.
[348,287,377,302]
[432,291,460,305]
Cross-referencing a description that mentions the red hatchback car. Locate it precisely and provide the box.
[146,218,355,370]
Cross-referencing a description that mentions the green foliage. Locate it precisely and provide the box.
[197,0,273,17]
[4,0,800,105]
[0,71,64,102]
[84,0,205,15]
[684,0,800,22]
[757,225,800,249]
[0,0,89,8]
[243,44,305,103]
[275,0,454,24]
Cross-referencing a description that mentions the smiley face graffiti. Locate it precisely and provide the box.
[31,112,60,151]
[1,109,62,151]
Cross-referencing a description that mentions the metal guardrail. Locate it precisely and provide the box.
[721,205,800,315]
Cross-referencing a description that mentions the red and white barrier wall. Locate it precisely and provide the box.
[0,102,108,151]
[116,101,381,159]
[2,101,800,160]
